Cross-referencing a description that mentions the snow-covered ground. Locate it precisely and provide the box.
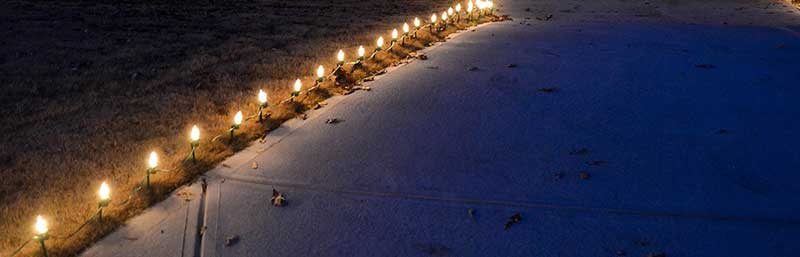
[82,1,800,256]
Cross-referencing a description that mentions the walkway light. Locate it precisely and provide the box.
[414,17,421,38]
[230,111,242,143]
[357,45,365,62]
[430,14,437,32]
[390,29,398,49]
[257,89,268,121]
[467,1,474,20]
[442,11,449,29]
[337,49,345,65]
[291,79,301,100]
[146,151,157,191]
[455,4,462,22]
[376,36,384,51]
[190,125,200,163]
[98,181,110,222]
[448,7,454,16]
[34,215,49,257]
[316,65,325,83]
[402,23,410,45]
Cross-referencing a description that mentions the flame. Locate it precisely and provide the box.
[442,11,448,21]
[233,111,243,125]
[148,151,158,169]
[467,1,474,12]
[431,13,437,23]
[403,23,409,33]
[35,215,47,235]
[258,89,267,104]
[358,45,365,57]
[376,36,384,48]
[391,29,398,39]
[448,7,454,15]
[486,1,493,9]
[190,125,200,141]
[99,181,110,201]
[456,3,461,12]
[316,65,325,78]
[293,79,302,92]
[414,17,421,27]
[337,49,345,62]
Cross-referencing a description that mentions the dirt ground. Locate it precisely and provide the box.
[0,0,468,255]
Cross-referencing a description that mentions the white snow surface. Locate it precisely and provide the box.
[83,1,800,256]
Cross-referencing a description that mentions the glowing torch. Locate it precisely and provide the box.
[402,23,409,45]
[190,125,200,163]
[430,13,437,32]
[229,111,242,143]
[455,3,462,22]
[291,79,301,101]
[34,215,49,257]
[442,11,449,30]
[98,181,110,222]
[413,17,421,38]
[145,151,157,191]
[257,89,268,121]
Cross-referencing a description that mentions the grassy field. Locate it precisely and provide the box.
[0,0,505,255]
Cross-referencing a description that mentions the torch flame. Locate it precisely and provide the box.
[442,11,448,21]
[148,151,158,168]
[35,215,47,235]
[337,49,345,62]
[358,45,365,57]
[376,36,384,48]
[414,17,421,28]
[190,125,200,142]
[431,13,437,23]
[99,181,110,201]
[391,29,398,39]
[448,7,454,15]
[293,79,302,92]
[258,89,267,104]
[467,1,474,12]
[234,111,243,125]
[456,3,461,12]
[403,23,409,33]
[316,65,325,78]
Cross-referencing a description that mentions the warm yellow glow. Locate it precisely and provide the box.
[414,17,421,28]
[448,7,454,15]
[337,49,345,62]
[442,11,448,21]
[431,14,437,23]
[148,151,158,169]
[190,125,200,141]
[35,215,48,235]
[233,111,243,125]
[467,1,474,12]
[316,65,325,78]
[99,181,110,201]
[391,29,398,39]
[358,45,365,57]
[376,36,384,48]
[456,3,462,12]
[403,23,409,33]
[258,89,267,104]
[293,79,302,92]
[486,1,493,9]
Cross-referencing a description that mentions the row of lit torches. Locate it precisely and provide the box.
[24,1,494,256]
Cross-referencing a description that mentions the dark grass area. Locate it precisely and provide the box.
[0,0,503,255]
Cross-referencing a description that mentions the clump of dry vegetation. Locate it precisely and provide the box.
[0,0,504,256]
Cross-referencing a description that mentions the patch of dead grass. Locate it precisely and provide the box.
[0,0,504,255]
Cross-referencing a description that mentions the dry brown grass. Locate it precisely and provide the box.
[0,0,502,255]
